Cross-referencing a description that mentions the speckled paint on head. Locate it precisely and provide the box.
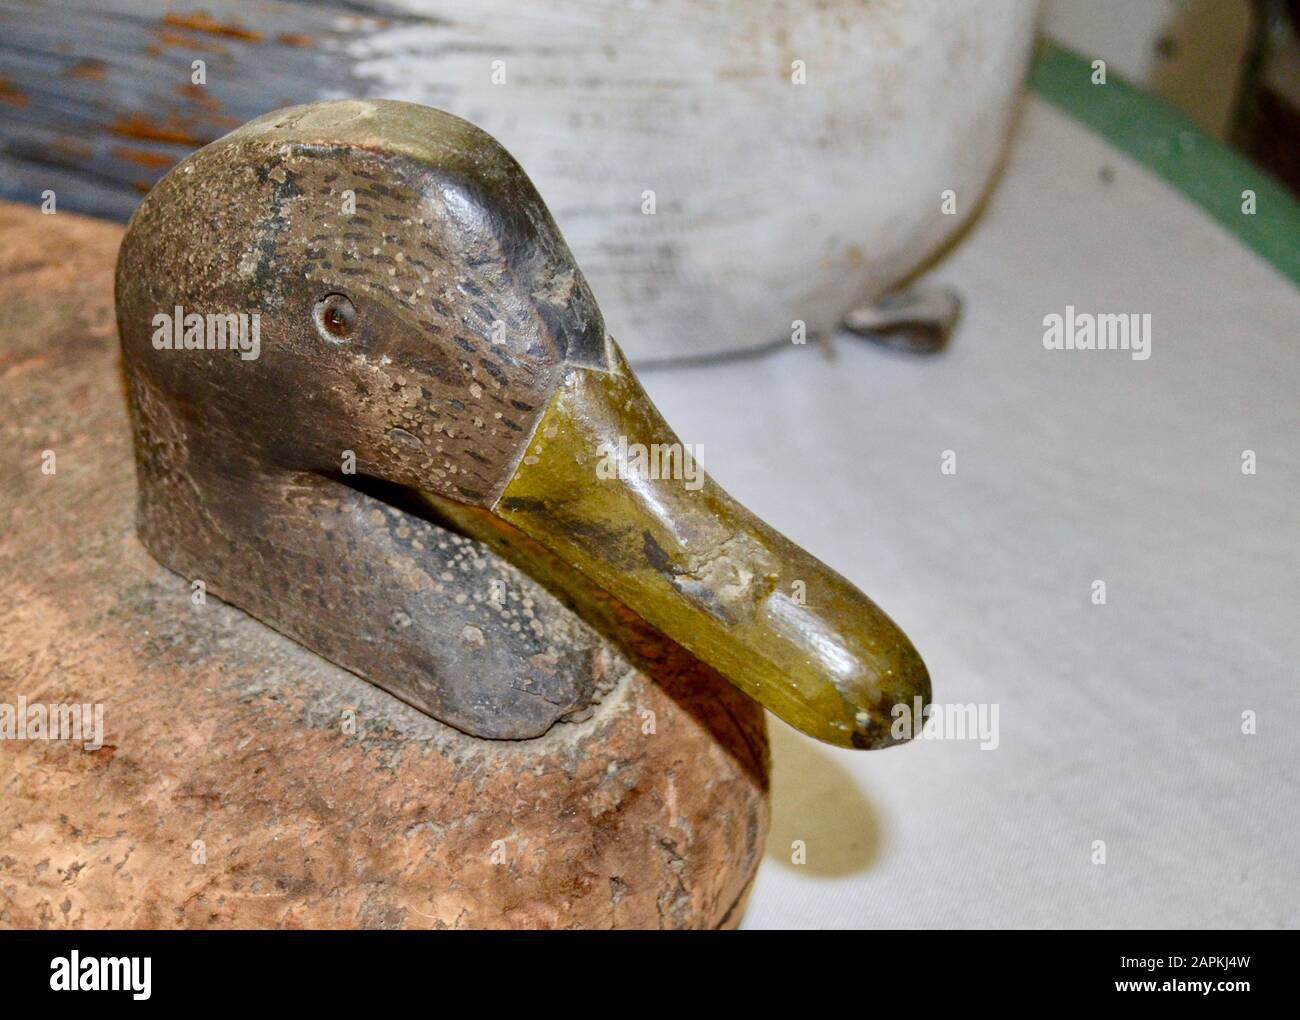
[117,100,607,507]
[115,101,617,738]
[117,98,929,750]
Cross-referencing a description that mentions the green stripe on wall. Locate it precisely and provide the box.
[1030,41,1300,288]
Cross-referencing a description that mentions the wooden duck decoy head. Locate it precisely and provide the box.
[115,100,929,749]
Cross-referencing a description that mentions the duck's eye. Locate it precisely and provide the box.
[313,293,357,342]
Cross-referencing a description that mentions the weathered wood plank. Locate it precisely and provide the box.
[0,1,380,219]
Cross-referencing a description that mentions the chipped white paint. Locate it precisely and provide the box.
[339,0,1039,358]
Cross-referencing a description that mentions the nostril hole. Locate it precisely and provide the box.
[313,293,357,342]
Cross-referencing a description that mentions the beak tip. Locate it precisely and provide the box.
[845,643,932,751]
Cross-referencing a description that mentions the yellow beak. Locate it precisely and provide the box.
[428,338,930,749]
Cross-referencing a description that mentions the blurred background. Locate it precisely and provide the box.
[1,1,1296,363]
[1045,0,1298,190]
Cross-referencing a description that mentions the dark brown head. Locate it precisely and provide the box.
[116,99,929,749]
[117,99,605,506]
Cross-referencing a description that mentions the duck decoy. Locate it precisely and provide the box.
[12,2,1036,363]
[115,99,930,751]
[3,187,768,929]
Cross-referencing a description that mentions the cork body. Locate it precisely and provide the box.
[0,201,770,929]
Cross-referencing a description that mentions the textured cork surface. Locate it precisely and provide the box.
[0,201,769,929]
